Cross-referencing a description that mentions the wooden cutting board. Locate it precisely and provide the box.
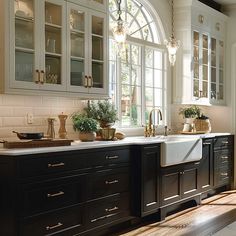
[3,139,73,149]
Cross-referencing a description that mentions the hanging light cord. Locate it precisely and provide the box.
[171,0,174,38]
[117,0,122,21]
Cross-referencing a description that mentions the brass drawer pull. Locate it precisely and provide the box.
[221,156,229,160]
[47,191,65,198]
[91,213,117,223]
[194,162,200,165]
[105,180,119,185]
[105,206,118,212]
[221,172,228,177]
[222,141,229,144]
[106,155,119,160]
[46,222,63,231]
[35,69,40,83]
[48,162,65,168]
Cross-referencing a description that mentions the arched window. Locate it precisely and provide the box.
[109,0,167,127]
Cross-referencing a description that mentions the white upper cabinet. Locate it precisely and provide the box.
[173,0,227,105]
[2,0,108,98]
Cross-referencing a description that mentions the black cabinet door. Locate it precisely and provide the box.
[182,162,199,199]
[142,145,160,215]
[199,139,213,192]
[160,166,181,206]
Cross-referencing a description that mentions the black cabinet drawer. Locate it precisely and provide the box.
[214,167,231,187]
[88,167,129,200]
[214,136,234,150]
[87,148,130,168]
[18,152,86,178]
[20,205,85,236]
[87,193,130,228]
[19,175,86,217]
[214,150,232,168]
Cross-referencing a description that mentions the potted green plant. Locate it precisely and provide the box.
[84,100,118,128]
[179,105,201,119]
[71,113,98,142]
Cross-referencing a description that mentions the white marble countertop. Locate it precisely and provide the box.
[0,133,232,156]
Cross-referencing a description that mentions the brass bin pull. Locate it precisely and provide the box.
[47,191,65,198]
[46,222,63,231]
[105,180,118,185]
[84,75,88,88]
[48,162,65,168]
[221,156,229,160]
[221,173,228,177]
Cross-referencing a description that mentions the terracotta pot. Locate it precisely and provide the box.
[78,132,96,142]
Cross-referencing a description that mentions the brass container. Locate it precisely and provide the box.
[101,128,116,140]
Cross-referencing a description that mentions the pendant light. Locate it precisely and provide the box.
[112,0,127,44]
[164,0,180,66]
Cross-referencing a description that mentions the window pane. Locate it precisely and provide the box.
[154,70,162,88]
[154,89,162,107]
[145,68,153,87]
[154,51,162,69]
[131,86,141,106]
[132,65,141,86]
[145,48,153,67]
[121,63,130,84]
[131,45,140,65]
[145,87,153,107]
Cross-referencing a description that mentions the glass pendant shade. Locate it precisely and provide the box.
[112,18,127,44]
[165,35,180,66]
[165,0,180,66]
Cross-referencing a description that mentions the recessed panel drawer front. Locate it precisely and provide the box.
[87,148,130,167]
[19,175,86,217]
[88,167,129,199]
[87,193,130,228]
[214,136,233,150]
[214,166,231,186]
[20,205,84,236]
[214,150,232,168]
[18,153,86,178]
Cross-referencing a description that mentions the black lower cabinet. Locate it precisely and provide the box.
[160,162,200,207]
[199,139,213,194]
[131,144,161,217]
[0,146,131,236]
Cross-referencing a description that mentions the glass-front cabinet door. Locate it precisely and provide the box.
[67,3,107,95]
[12,0,38,89]
[90,10,107,94]
[192,31,209,103]
[11,0,66,91]
[192,30,225,104]
[44,0,66,91]
[210,38,224,104]
[67,4,88,93]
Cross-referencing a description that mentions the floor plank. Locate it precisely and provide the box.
[115,190,236,236]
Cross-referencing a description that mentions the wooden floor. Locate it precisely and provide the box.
[114,190,236,236]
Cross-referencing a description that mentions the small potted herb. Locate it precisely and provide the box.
[179,105,201,119]
[84,100,118,128]
[71,113,98,142]
[84,100,118,140]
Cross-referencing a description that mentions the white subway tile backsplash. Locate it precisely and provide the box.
[0,95,83,140]
[3,117,25,127]
[2,94,25,106]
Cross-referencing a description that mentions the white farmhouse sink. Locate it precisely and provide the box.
[161,136,202,167]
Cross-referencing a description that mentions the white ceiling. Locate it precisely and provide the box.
[214,0,236,5]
